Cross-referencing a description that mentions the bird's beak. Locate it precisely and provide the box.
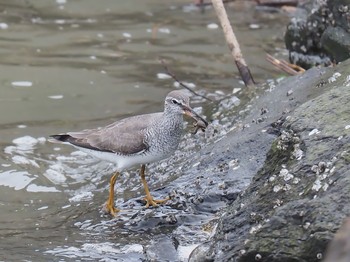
[182,105,208,128]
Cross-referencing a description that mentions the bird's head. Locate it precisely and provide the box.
[164,90,208,128]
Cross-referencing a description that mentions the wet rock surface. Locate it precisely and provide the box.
[191,60,350,262]
[285,0,350,68]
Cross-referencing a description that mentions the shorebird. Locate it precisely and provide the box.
[49,90,208,216]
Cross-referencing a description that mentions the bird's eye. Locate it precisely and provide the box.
[171,99,180,105]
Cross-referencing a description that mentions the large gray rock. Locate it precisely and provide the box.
[190,60,350,262]
[285,0,350,68]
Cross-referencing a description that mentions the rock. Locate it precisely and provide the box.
[188,241,213,262]
[145,236,178,261]
[321,26,350,62]
[285,0,350,68]
[323,218,350,262]
[190,59,350,262]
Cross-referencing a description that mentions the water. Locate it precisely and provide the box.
[0,0,289,261]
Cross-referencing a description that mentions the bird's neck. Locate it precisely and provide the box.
[164,108,182,120]
[152,109,181,133]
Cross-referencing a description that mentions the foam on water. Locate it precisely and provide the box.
[0,170,35,190]
[11,81,32,87]
[44,166,67,184]
[69,191,94,202]
[12,155,40,167]
[46,243,144,261]
[26,184,60,193]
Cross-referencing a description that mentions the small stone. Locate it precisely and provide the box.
[279,168,289,176]
[311,165,319,173]
[165,214,177,224]
[239,249,246,255]
[322,183,329,191]
[293,177,300,184]
[218,182,227,190]
[312,179,322,191]
[303,222,311,229]
[293,148,304,160]
[318,162,327,173]
[309,129,320,136]
[232,87,241,94]
[260,108,268,115]
[273,185,282,192]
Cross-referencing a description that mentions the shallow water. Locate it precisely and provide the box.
[0,0,289,261]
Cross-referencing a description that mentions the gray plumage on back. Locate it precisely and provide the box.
[59,113,163,155]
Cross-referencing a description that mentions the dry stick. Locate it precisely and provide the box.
[255,0,299,7]
[195,0,236,7]
[266,54,299,75]
[266,54,305,75]
[211,0,255,87]
[159,59,214,102]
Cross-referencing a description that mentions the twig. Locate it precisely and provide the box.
[194,0,236,7]
[255,0,299,7]
[159,59,214,102]
[211,0,255,87]
[266,54,305,75]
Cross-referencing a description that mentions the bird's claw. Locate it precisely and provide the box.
[103,202,120,217]
[143,196,170,208]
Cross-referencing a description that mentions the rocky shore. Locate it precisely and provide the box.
[189,59,350,261]
[285,0,350,68]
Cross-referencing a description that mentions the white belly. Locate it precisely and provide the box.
[76,146,168,171]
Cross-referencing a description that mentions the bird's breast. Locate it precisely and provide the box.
[146,121,183,156]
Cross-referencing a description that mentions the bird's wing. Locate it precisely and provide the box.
[52,113,162,155]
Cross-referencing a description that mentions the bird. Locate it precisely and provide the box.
[49,90,208,216]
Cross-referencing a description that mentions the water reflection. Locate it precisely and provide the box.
[0,0,289,260]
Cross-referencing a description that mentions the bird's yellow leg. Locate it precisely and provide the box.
[139,164,169,208]
[104,172,121,217]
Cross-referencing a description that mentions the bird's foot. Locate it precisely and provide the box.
[103,201,120,217]
[143,196,170,208]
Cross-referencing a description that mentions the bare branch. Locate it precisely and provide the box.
[266,54,305,75]
[194,0,236,7]
[159,59,214,102]
[255,0,299,7]
[211,0,255,87]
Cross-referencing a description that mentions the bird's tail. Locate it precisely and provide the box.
[48,134,70,143]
